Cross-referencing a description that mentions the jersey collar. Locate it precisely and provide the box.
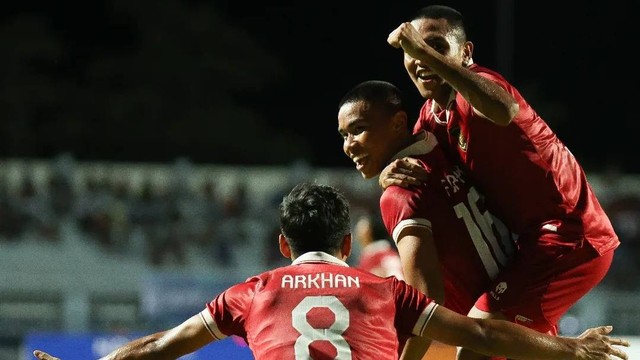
[292,252,350,267]
[389,130,439,161]
[429,89,457,125]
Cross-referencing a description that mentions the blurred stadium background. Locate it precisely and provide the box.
[1,0,637,359]
[1,157,638,359]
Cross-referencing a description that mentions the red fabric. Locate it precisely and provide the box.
[204,254,434,359]
[380,133,515,315]
[414,63,619,256]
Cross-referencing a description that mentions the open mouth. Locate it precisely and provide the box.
[416,69,439,82]
[352,156,367,171]
[417,74,438,82]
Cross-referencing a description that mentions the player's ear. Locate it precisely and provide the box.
[341,233,352,260]
[462,41,474,66]
[391,111,408,132]
[279,234,292,259]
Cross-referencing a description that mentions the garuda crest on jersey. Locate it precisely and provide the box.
[449,126,468,152]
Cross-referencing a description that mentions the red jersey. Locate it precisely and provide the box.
[357,240,405,280]
[380,131,515,314]
[414,64,618,255]
[200,252,437,360]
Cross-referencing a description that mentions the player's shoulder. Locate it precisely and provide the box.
[471,63,506,80]
[220,272,266,299]
[241,272,270,290]
[384,274,416,296]
[360,270,403,293]
[380,182,420,205]
[347,265,399,284]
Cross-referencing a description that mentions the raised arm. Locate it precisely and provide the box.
[388,22,519,126]
[425,305,629,360]
[34,313,217,360]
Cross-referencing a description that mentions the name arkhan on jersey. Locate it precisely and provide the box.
[281,273,360,289]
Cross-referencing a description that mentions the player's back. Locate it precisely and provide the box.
[243,254,422,359]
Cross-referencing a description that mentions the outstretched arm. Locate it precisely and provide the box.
[388,22,519,126]
[34,313,217,360]
[425,305,629,360]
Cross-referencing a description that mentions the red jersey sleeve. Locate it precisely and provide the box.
[392,277,438,337]
[380,183,433,244]
[201,276,260,340]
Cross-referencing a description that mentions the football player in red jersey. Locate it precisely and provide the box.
[339,79,519,358]
[33,183,627,360]
[383,5,619,360]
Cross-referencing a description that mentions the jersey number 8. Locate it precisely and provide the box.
[292,295,352,359]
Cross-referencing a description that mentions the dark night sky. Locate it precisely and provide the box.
[1,0,636,172]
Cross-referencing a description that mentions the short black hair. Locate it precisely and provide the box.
[413,5,468,42]
[279,182,351,255]
[338,80,406,119]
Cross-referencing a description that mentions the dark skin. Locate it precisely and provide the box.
[389,19,518,125]
[385,15,618,360]
[28,226,633,360]
[337,98,628,360]
[381,15,520,190]
[33,317,630,360]
[379,156,429,190]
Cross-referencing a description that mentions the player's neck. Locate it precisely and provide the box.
[430,88,455,125]
[432,86,455,112]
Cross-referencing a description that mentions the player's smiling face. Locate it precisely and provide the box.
[338,101,398,179]
[404,17,467,102]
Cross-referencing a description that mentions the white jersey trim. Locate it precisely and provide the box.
[429,91,456,125]
[392,218,432,244]
[199,309,228,340]
[413,302,438,337]
[390,131,438,161]
[292,251,349,267]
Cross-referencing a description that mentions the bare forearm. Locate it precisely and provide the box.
[417,46,518,126]
[476,319,576,359]
[100,332,169,360]
[388,23,518,125]
[427,306,627,359]
[403,270,444,305]
[400,336,433,360]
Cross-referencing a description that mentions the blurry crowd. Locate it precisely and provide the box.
[0,155,380,271]
[0,163,249,268]
[600,188,640,290]
[0,156,638,290]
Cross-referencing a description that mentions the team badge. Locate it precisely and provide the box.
[448,126,468,152]
[458,131,468,152]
